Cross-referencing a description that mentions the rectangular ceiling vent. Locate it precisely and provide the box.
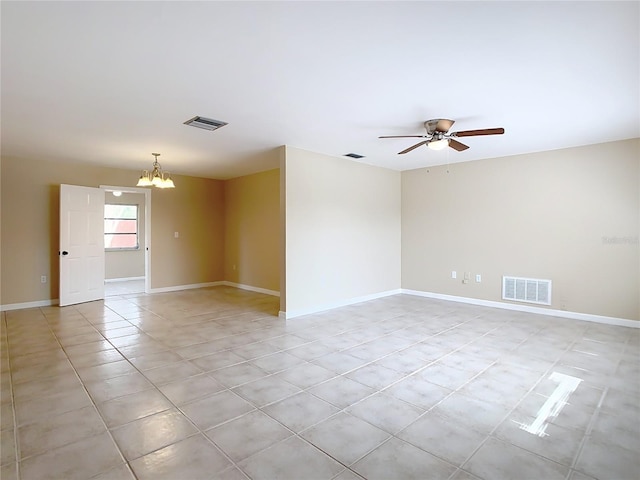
[344,153,365,159]
[502,276,552,306]
[183,116,228,131]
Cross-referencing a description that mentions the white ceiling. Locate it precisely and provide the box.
[2,1,638,179]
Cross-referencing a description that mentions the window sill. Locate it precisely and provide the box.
[105,247,140,252]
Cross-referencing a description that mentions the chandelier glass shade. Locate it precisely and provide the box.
[137,153,175,188]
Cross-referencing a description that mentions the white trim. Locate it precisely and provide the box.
[221,281,280,297]
[5,288,634,329]
[149,281,225,294]
[1,299,59,311]
[104,276,145,283]
[281,289,402,320]
[401,289,639,328]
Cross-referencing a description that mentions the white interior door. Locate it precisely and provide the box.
[59,184,105,306]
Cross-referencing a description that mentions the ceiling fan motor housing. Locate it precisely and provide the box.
[425,119,454,134]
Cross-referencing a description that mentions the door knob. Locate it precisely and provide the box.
[60,251,69,256]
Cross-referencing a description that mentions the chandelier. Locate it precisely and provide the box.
[136,153,175,188]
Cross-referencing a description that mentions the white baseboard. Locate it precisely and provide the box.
[221,281,280,297]
[7,286,634,329]
[401,289,639,329]
[104,276,145,283]
[1,282,274,312]
[281,289,403,320]
[1,299,59,312]
[149,281,225,294]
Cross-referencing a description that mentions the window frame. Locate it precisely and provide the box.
[104,203,140,251]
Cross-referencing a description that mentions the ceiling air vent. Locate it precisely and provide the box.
[183,116,228,131]
[344,153,365,159]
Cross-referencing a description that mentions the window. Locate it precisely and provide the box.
[104,204,139,249]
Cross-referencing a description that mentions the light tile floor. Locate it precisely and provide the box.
[1,287,638,480]
[105,279,145,297]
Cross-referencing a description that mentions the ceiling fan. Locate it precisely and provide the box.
[379,119,504,154]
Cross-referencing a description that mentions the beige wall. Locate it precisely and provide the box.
[1,156,225,305]
[147,171,225,290]
[402,139,640,321]
[224,168,280,292]
[105,191,145,280]
[283,146,401,316]
[4,140,637,321]
[0,158,3,305]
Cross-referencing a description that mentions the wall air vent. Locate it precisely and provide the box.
[344,153,365,159]
[183,116,228,131]
[502,276,552,306]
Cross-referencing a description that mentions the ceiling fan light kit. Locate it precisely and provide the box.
[379,119,505,155]
[427,138,449,150]
[136,153,176,189]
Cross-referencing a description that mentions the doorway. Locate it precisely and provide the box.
[100,185,151,296]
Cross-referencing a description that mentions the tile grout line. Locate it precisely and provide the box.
[7,300,465,478]
[221,316,517,477]
[3,314,21,480]
[93,293,353,478]
[451,329,602,480]
[77,305,255,480]
[5,292,637,480]
[143,308,464,476]
[96,304,264,479]
[42,305,138,480]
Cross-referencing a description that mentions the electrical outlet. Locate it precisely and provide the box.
[40,275,47,283]
[174,232,179,238]
[451,271,457,279]
[476,274,482,283]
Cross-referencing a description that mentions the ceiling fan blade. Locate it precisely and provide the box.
[435,119,455,133]
[453,127,505,137]
[448,139,469,151]
[398,141,428,154]
[379,135,429,139]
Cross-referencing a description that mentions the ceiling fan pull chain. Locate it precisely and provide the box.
[446,147,450,174]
